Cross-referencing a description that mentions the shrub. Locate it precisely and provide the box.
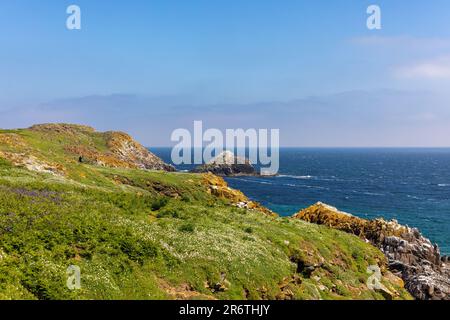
[157,208,181,219]
[151,197,169,211]
[181,195,191,202]
[179,223,195,233]
[0,158,12,168]
[119,238,159,265]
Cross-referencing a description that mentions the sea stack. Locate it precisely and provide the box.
[191,151,258,176]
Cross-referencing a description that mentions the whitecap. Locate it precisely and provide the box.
[362,192,385,196]
[277,174,313,180]
[284,183,297,187]
[231,178,273,185]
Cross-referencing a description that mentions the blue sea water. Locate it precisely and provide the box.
[150,148,450,255]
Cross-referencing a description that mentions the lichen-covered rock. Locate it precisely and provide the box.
[0,151,65,176]
[104,131,175,171]
[293,202,450,300]
[202,173,276,216]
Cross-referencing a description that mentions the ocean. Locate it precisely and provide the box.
[150,148,450,255]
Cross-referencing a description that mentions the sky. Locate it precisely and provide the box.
[1,0,450,146]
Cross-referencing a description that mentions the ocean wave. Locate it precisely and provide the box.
[279,183,330,190]
[304,185,330,190]
[277,174,314,180]
[284,183,298,187]
[362,192,385,196]
[438,184,450,187]
[231,178,273,185]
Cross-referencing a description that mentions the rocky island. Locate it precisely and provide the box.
[191,151,258,176]
[0,123,446,300]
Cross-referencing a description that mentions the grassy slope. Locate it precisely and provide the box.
[0,127,412,300]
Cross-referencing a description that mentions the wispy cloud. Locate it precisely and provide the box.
[394,56,450,79]
[352,36,450,50]
[352,36,450,81]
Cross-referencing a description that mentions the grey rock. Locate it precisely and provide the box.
[191,151,258,176]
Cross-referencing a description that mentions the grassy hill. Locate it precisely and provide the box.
[0,124,412,300]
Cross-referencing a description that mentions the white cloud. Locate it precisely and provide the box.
[351,36,450,80]
[394,56,450,79]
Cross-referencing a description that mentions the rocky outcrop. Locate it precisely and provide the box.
[0,130,65,175]
[29,123,175,172]
[192,151,257,176]
[202,173,276,217]
[0,151,65,176]
[103,131,175,171]
[293,202,450,300]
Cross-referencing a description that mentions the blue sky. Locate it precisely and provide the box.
[1,1,450,146]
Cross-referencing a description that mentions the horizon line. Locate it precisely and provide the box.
[147,146,450,149]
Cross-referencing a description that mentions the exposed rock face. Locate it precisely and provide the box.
[293,202,450,300]
[192,151,257,176]
[0,151,65,176]
[202,173,276,217]
[103,131,175,171]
